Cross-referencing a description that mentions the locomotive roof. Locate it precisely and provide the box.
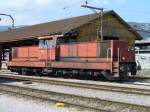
[0,10,142,42]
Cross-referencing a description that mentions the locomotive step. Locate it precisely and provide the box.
[112,68,119,73]
[113,62,119,67]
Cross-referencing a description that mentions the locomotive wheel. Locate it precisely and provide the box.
[131,66,137,75]
[120,72,128,81]
[120,74,126,81]
[101,71,114,80]
[21,68,28,75]
[120,66,128,81]
[32,68,42,76]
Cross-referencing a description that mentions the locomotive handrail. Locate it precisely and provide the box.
[117,48,120,62]
[107,48,111,61]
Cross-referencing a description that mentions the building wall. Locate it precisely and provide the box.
[75,14,137,47]
[104,14,137,47]
[75,19,99,42]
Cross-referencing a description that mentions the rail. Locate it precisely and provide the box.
[0,72,150,96]
[0,81,149,112]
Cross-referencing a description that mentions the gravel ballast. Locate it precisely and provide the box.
[0,92,98,112]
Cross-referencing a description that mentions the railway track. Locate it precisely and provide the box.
[0,82,150,112]
[0,72,150,96]
[0,83,106,112]
[0,72,150,111]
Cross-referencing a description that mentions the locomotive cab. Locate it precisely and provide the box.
[38,35,77,61]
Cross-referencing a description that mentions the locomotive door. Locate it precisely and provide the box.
[39,39,56,61]
[46,39,57,61]
[99,41,111,58]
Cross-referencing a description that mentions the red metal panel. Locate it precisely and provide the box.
[112,40,128,58]
[78,43,88,57]
[60,44,78,57]
[39,48,56,60]
[60,42,98,58]
[59,58,111,62]
[39,49,47,60]
[87,43,97,57]
[51,61,111,70]
[12,58,38,61]
[11,46,56,68]
[8,61,46,67]
[17,47,28,57]
[15,46,40,58]
[112,40,120,59]
[60,45,69,57]
[120,48,135,62]
[29,46,39,58]
[50,48,56,60]
[69,44,77,57]
[112,40,134,62]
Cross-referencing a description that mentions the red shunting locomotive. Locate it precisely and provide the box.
[8,35,136,80]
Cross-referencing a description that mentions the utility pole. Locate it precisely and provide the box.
[81,5,104,41]
[0,13,15,28]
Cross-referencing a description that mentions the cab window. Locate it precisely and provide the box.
[39,40,46,48]
[39,39,56,48]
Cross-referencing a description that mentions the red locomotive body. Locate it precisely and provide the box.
[8,36,136,80]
